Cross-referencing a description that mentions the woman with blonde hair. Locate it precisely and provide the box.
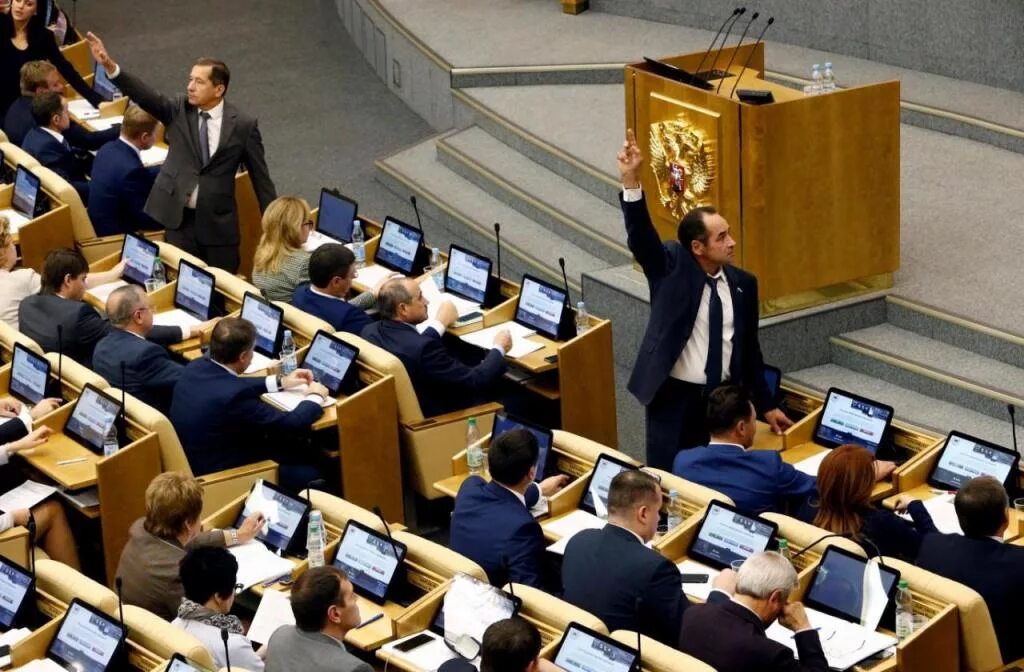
[252,196,314,302]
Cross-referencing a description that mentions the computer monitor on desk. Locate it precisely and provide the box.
[688,500,777,570]
[92,60,121,101]
[374,217,424,276]
[236,480,310,555]
[803,546,901,630]
[174,260,217,320]
[240,292,284,359]
[579,454,638,517]
[0,165,42,230]
[445,244,491,306]
[46,598,126,672]
[316,189,357,243]
[332,520,408,604]
[514,274,568,341]
[302,330,359,396]
[63,384,122,454]
[553,622,640,672]
[0,555,34,631]
[120,233,160,287]
[10,343,50,406]
[928,430,1018,492]
[813,388,894,455]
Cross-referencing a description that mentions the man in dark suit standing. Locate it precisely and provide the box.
[85,32,276,273]
[22,91,90,203]
[680,551,828,672]
[362,278,511,417]
[917,476,1024,664]
[449,429,568,589]
[88,104,163,236]
[617,129,792,469]
[19,248,186,368]
[562,469,728,647]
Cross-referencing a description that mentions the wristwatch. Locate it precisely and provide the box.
[275,374,283,390]
[229,529,239,546]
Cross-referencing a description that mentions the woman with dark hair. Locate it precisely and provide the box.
[0,0,102,116]
[801,444,937,561]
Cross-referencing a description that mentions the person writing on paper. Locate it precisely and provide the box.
[291,244,378,335]
[117,472,265,621]
[449,429,569,589]
[679,552,828,672]
[88,104,164,236]
[916,476,1024,663]
[173,547,265,671]
[800,445,936,561]
[93,285,216,414]
[362,278,510,417]
[252,196,314,302]
[21,91,91,202]
[265,566,372,672]
[617,129,792,470]
[169,317,328,493]
[438,617,562,672]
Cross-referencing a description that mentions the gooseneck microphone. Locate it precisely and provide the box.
[494,222,503,282]
[1009,404,1019,455]
[56,324,64,399]
[26,514,36,578]
[694,8,743,80]
[558,257,571,307]
[372,506,401,560]
[305,478,326,506]
[410,195,424,237]
[730,17,775,98]
[792,531,887,567]
[717,12,759,93]
[119,361,127,437]
[221,627,231,672]
[115,576,125,631]
[707,8,746,81]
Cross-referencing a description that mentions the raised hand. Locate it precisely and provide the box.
[85,32,118,75]
[617,128,643,188]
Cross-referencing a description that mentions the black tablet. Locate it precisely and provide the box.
[514,274,567,340]
[11,165,41,218]
[235,480,310,555]
[301,330,359,397]
[687,500,778,570]
[374,216,423,275]
[928,430,1018,492]
[803,545,900,630]
[46,598,126,672]
[316,189,357,243]
[63,384,122,454]
[174,259,216,320]
[121,233,160,286]
[240,292,284,358]
[552,622,640,672]
[444,244,491,305]
[92,61,121,101]
[579,454,638,517]
[332,520,408,604]
[9,343,49,406]
[813,387,894,453]
[492,412,554,479]
[0,554,34,631]
[428,580,521,637]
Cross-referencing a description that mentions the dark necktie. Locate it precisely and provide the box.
[198,111,211,164]
[705,275,723,389]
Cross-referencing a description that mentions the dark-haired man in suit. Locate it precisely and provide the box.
[291,243,375,335]
[21,91,90,202]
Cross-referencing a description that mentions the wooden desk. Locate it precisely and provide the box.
[2,183,74,272]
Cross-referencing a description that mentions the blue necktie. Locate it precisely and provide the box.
[198,111,211,164]
[705,276,723,389]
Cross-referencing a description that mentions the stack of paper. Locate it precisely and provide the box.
[67,99,100,119]
[228,541,295,590]
[245,351,276,374]
[247,589,294,645]
[543,510,606,555]
[86,280,128,304]
[0,627,31,667]
[0,208,30,232]
[88,115,124,132]
[381,632,456,671]
[152,308,202,330]
[263,388,335,411]
[675,558,720,600]
[141,146,169,167]
[0,481,56,512]
[766,607,896,670]
[898,493,961,534]
[356,264,402,287]
[460,321,543,359]
[794,450,829,477]
[420,277,480,318]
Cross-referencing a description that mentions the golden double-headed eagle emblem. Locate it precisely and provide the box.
[648,117,714,221]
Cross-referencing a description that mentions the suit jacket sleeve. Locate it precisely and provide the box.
[146,325,184,346]
[775,455,818,502]
[621,195,670,280]
[241,120,276,212]
[137,350,184,392]
[0,418,29,445]
[65,123,120,151]
[76,304,112,351]
[643,558,688,646]
[111,70,177,126]
[783,630,829,672]
[420,339,507,393]
[506,521,545,589]
[226,394,322,432]
[40,32,103,108]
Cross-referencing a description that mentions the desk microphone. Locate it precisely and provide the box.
[1009,404,1019,455]
[372,506,401,560]
[634,597,643,664]
[558,257,571,306]
[730,17,775,98]
[694,8,743,81]
[56,325,64,400]
[792,531,887,567]
[221,627,231,672]
[707,7,746,82]
[26,514,36,579]
[557,258,576,341]
[494,222,502,283]
[304,478,326,506]
[717,11,759,93]
[115,576,125,632]
[119,361,127,438]
[410,195,425,243]
[501,554,517,601]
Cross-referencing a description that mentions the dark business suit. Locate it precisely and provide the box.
[917,533,1024,663]
[4,95,119,148]
[111,70,276,272]
[18,293,180,369]
[169,357,322,491]
[623,195,771,469]
[680,599,828,672]
[562,524,723,647]
[449,477,546,589]
[21,127,89,203]
[291,283,371,336]
[361,319,506,418]
[87,139,162,236]
[672,442,816,515]
[93,329,183,414]
[797,501,937,562]
[0,416,28,445]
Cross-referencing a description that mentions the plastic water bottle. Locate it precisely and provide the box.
[666,489,683,530]
[809,64,822,95]
[430,247,443,289]
[822,62,836,92]
[102,425,118,457]
[777,538,792,562]
[307,510,325,568]
[575,301,589,337]
[151,256,166,288]
[351,221,366,269]
[280,329,297,374]
[466,417,485,476]
[895,580,914,640]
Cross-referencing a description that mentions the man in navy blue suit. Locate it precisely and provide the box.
[169,317,328,493]
[449,429,568,589]
[22,91,90,203]
[563,469,730,647]
[361,278,511,417]
[292,244,376,335]
[616,130,792,470]
[88,104,163,236]
[917,476,1024,664]
[93,285,214,414]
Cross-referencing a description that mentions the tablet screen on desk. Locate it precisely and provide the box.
[580,454,637,517]
[121,233,159,286]
[493,412,553,478]
[374,217,422,274]
[47,599,125,672]
[317,189,357,243]
[0,555,33,630]
[688,500,777,570]
[514,274,566,340]
[814,388,893,453]
[241,292,283,358]
[64,384,122,454]
[553,623,638,672]
[333,520,407,603]
[10,343,49,406]
[175,260,215,320]
[929,431,1018,491]
[429,576,520,636]
[93,61,121,101]
[804,546,900,630]
[166,653,212,672]
[445,244,491,305]
[302,331,359,397]
[11,166,40,218]
[236,480,309,554]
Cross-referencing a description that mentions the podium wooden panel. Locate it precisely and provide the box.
[626,44,900,315]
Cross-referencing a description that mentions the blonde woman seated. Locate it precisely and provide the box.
[252,196,313,302]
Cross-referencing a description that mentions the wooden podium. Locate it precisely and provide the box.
[626,44,900,315]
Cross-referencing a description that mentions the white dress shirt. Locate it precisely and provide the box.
[186,100,224,209]
[118,136,142,160]
[40,126,66,145]
[309,286,347,303]
[623,187,734,384]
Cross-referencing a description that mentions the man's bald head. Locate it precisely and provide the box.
[107,285,148,327]
[377,278,416,320]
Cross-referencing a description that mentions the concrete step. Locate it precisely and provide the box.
[375,133,611,294]
[831,323,1024,425]
[436,126,631,266]
[785,364,1023,449]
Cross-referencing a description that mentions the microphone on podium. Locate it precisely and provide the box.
[694,7,743,80]
[730,17,775,98]
[717,12,759,93]
[706,8,746,81]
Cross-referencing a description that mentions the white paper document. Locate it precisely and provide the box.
[794,450,829,477]
[152,308,202,330]
[302,231,355,253]
[87,115,123,132]
[420,277,480,318]
[86,280,128,304]
[381,631,457,671]
[543,509,606,555]
[228,541,296,590]
[766,607,896,671]
[0,480,57,513]
[460,321,543,359]
[356,264,402,288]
[13,658,67,672]
[262,388,335,411]
[247,589,295,645]
[0,627,31,666]
[676,558,720,601]
[0,208,30,232]
[898,493,961,534]
[245,351,276,374]
[67,99,100,119]
[140,146,168,167]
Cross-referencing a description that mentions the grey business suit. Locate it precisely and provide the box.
[111,69,276,271]
[265,626,372,672]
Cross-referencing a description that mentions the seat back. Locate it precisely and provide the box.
[122,393,193,474]
[0,141,40,170]
[156,241,207,273]
[278,301,334,341]
[761,513,868,558]
[336,332,423,422]
[393,530,487,582]
[309,490,386,533]
[552,430,636,466]
[35,559,119,615]
[123,605,217,669]
[44,352,110,393]
[647,468,731,509]
[0,322,43,362]
[32,165,95,242]
[506,583,607,634]
[609,631,716,672]
[208,267,260,307]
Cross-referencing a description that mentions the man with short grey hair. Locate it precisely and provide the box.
[679,551,827,672]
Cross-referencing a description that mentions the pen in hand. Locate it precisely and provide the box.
[355,613,384,629]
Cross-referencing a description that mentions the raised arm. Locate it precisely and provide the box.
[85,31,176,125]
[41,28,103,108]
[619,129,670,279]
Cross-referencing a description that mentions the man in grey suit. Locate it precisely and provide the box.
[266,566,371,672]
[85,32,276,273]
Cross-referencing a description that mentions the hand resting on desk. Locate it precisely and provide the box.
[5,426,53,454]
